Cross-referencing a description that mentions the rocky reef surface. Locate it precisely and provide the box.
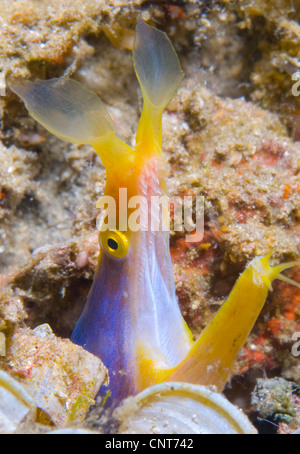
[0,0,299,434]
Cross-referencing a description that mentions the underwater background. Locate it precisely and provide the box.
[0,0,300,434]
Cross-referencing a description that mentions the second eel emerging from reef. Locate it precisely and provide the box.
[9,19,300,406]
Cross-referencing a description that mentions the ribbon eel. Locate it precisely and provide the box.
[9,19,300,405]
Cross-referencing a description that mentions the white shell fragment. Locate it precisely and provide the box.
[47,428,99,434]
[0,370,36,434]
[116,382,257,434]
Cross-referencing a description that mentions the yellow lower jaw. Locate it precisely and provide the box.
[136,343,176,391]
[136,253,300,394]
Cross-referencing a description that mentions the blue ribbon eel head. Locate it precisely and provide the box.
[9,19,300,407]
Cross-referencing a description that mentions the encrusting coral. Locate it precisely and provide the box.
[0,0,299,433]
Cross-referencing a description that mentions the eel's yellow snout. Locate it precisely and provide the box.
[165,252,300,392]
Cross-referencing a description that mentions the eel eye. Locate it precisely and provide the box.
[100,230,129,259]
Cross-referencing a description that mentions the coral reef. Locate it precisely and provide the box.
[225,0,300,137]
[251,377,300,433]
[7,325,107,426]
[0,0,299,433]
